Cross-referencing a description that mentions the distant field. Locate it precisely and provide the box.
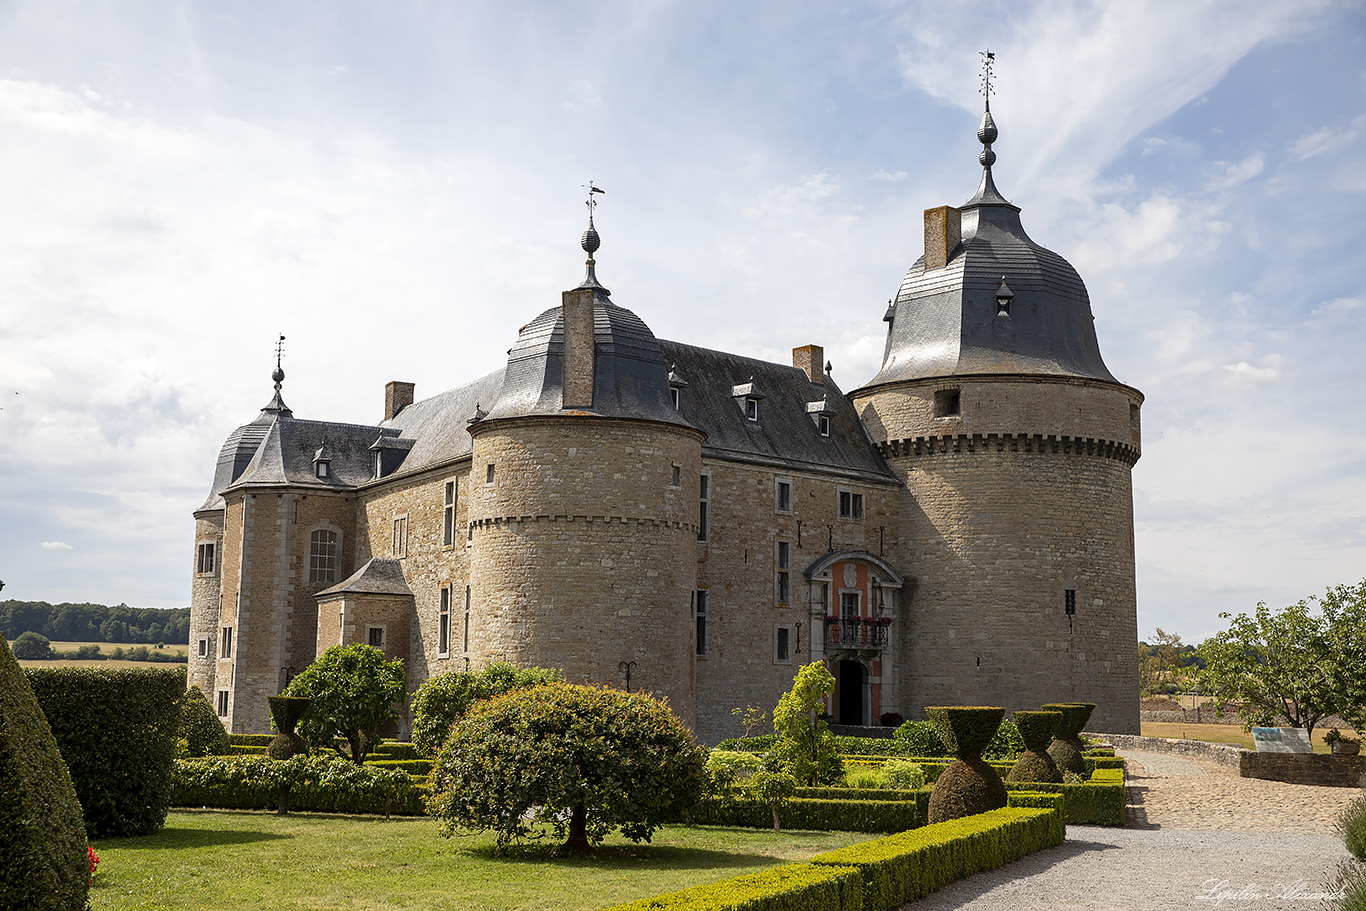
[15,639,188,669]
[46,639,188,656]
[1140,720,1334,753]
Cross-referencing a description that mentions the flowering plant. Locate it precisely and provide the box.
[87,845,100,884]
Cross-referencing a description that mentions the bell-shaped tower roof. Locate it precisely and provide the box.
[863,89,1118,389]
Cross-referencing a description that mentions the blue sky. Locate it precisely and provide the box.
[0,0,1361,645]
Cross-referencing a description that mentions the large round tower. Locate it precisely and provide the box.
[465,208,704,725]
[850,95,1143,734]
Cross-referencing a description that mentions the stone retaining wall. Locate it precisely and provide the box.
[1090,732,1366,787]
[1139,709,1243,725]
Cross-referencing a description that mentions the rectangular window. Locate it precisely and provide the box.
[840,591,860,618]
[775,479,792,514]
[442,481,457,547]
[197,637,209,659]
[309,530,338,584]
[368,626,385,650]
[464,586,471,653]
[776,626,791,662]
[196,542,216,575]
[439,585,452,657]
[934,388,961,417]
[697,471,710,543]
[671,464,681,487]
[670,387,681,410]
[694,590,708,656]
[485,463,495,484]
[219,626,233,658]
[818,414,831,436]
[745,398,760,422]
[776,541,791,604]
[838,490,864,519]
[216,689,228,717]
[392,515,408,558]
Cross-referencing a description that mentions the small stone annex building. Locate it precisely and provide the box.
[188,103,1144,743]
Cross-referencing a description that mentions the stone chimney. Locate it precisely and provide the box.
[793,345,824,386]
[561,289,596,409]
[923,205,961,270]
[384,381,415,421]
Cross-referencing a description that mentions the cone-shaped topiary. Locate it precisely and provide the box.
[1006,710,1064,783]
[178,687,231,757]
[1043,702,1094,775]
[267,696,312,760]
[924,706,1008,824]
[0,633,90,911]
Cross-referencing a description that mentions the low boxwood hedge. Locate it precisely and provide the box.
[793,787,918,802]
[170,755,424,815]
[228,734,275,747]
[1001,769,1125,826]
[693,796,926,833]
[604,860,863,910]
[365,758,432,776]
[369,742,422,761]
[230,744,268,756]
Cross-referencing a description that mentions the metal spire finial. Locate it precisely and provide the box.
[979,50,995,112]
[977,50,999,167]
[272,334,286,390]
[576,181,609,293]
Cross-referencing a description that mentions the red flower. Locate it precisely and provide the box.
[87,845,99,884]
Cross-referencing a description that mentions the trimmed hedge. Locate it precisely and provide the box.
[370,742,422,761]
[604,861,862,910]
[171,755,424,815]
[26,666,183,837]
[365,758,432,776]
[794,787,918,802]
[178,688,231,757]
[832,736,905,756]
[693,796,926,833]
[228,734,275,747]
[1,634,90,911]
[1001,768,1126,826]
[231,744,269,756]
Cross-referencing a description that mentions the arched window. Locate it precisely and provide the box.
[309,529,338,584]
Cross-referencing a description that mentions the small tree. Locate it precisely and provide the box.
[282,644,406,764]
[11,631,52,660]
[1198,581,1366,739]
[744,768,797,831]
[427,682,706,854]
[177,687,231,757]
[410,662,562,756]
[772,662,842,786]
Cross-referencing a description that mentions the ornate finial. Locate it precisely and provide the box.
[824,360,833,375]
[272,334,286,390]
[977,50,999,168]
[979,50,995,112]
[576,182,609,294]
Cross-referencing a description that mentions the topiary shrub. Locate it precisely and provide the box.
[267,696,311,760]
[878,758,926,791]
[178,687,231,758]
[893,719,949,757]
[924,706,1008,824]
[0,634,89,911]
[1043,703,1094,775]
[1007,711,1063,783]
[26,666,183,838]
[428,682,707,853]
[410,662,563,757]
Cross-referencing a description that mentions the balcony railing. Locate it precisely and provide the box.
[824,616,891,651]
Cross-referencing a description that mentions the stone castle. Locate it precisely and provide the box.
[188,101,1143,742]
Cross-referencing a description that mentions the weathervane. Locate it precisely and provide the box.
[272,333,287,393]
[979,49,995,110]
[583,180,605,217]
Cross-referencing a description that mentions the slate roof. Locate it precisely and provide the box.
[863,131,1119,389]
[316,558,413,598]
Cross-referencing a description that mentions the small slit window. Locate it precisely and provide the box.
[934,389,961,418]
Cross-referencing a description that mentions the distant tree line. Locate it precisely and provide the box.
[0,600,190,645]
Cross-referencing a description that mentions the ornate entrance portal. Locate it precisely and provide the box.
[837,659,865,725]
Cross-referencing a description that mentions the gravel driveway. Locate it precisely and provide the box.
[900,750,1360,910]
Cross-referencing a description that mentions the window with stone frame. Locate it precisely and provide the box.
[776,540,791,604]
[196,541,217,575]
[697,471,711,543]
[838,489,864,519]
[309,529,338,584]
[367,625,385,651]
[774,625,794,664]
[216,689,229,717]
[392,515,408,558]
[219,625,233,658]
[442,481,457,548]
[775,478,792,514]
[694,589,708,656]
[197,637,209,659]
[439,584,452,657]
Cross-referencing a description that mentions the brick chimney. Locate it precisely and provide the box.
[561,288,596,409]
[793,345,824,386]
[923,205,961,270]
[384,381,415,421]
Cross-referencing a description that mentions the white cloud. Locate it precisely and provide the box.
[1287,114,1366,160]
[1220,353,1286,384]
[1204,153,1265,191]
[869,169,907,182]
[39,541,72,550]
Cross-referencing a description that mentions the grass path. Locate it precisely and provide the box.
[89,810,870,911]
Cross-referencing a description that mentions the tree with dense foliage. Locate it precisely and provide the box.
[428,682,707,854]
[282,644,406,765]
[0,600,190,645]
[0,634,90,910]
[177,687,231,757]
[410,662,562,756]
[772,662,842,786]
[1197,581,1366,739]
[10,631,52,660]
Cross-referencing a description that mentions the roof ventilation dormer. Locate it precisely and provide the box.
[313,443,332,480]
[732,378,765,423]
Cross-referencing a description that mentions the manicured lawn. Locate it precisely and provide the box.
[1140,721,1334,753]
[89,810,871,910]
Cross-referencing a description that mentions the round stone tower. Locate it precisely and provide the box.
[465,209,704,726]
[850,98,1143,734]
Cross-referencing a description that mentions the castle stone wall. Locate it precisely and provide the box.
[188,512,224,698]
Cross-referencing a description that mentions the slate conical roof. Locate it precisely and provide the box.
[864,104,1118,388]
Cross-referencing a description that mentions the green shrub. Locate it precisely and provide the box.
[772,663,843,786]
[793,787,919,802]
[832,735,905,756]
[410,662,563,757]
[893,720,948,756]
[983,719,1025,761]
[1339,791,1366,860]
[10,630,53,660]
[228,733,275,747]
[693,796,926,833]
[1043,702,1094,775]
[842,765,882,789]
[879,758,926,790]
[370,742,422,760]
[283,644,406,764]
[1001,769,1126,825]
[26,665,183,837]
[808,805,1065,909]
[364,758,432,776]
[231,744,269,755]
[0,634,89,910]
[925,706,1007,824]
[171,754,423,815]
[602,861,862,911]
[705,750,765,800]
[1331,859,1366,911]
[177,687,231,758]
[428,683,707,852]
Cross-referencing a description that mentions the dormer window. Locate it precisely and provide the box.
[806,398,836,436]
[670,387,680,410]
[818,415,831,436]
[668,364,687,411]
[313,444,332,480]
[995,276,1014,317]
[732,380,764,423]
[745,398,759,422]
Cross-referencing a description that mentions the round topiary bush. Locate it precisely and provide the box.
[178,687,231,757]
[1042,702,1094,775]
[892,720,948,757]
[267,696,312,760]
[924,706,1008,824]
[1006,710,1064,783]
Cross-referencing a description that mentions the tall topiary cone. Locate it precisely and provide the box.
[925,706,1008,824]
[0,633,90,911]
[1007,710,1064,783]
[267,696,312,760]
[1043,702,1094,775]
